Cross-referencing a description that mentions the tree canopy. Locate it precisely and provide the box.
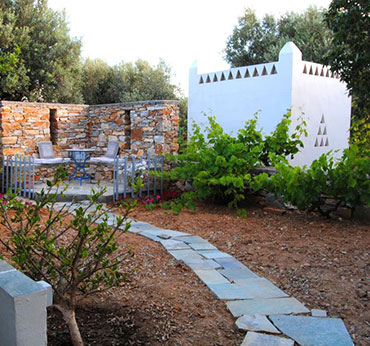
[0,0,83,103]
[81,58,178,105]
[0,0,179,105]
[224,7,333,67]
[325,0,370,111]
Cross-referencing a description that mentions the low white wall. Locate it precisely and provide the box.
[0,260,52,346]
[188,42,351,167]
[290,55,351,166]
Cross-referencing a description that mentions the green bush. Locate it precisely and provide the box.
[0,168,135,345]
[252,145,370,216]
[167,112,304,210]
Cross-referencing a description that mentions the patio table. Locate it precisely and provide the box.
[66,148,95,185]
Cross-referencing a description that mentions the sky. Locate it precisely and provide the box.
[48,0,332,96]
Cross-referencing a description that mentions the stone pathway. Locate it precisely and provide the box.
[53,202,354,346]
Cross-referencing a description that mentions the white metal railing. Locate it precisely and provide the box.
[2,156,35,198]
[113,154,164,201]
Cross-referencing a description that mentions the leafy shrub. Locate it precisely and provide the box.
[0,168,135,346]
[252,145,370,216]
[349,116,370,158]
[167,112,304,211]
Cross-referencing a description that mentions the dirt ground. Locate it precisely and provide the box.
[122,203,369,346]
[1,202,369,345]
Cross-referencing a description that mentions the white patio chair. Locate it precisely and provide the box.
[89,141,121,165]
[34,141,70,164]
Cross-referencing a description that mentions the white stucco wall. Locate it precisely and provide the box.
[0,260,51,346]
[188,42,351,167]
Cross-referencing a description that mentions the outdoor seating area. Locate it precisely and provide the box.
[0,99,178,202]
[1,142,165,202]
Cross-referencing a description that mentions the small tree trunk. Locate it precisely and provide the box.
[54,304,84,346]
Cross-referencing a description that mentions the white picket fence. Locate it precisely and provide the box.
[1,154,164,202]
[113,154,164,201]
[1,156,35,198]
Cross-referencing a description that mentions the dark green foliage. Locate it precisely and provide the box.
[0,0,83,103]
[0,1,179,105]
[81,58,178,105]
[224,7,333,67]
[325,0,370,110]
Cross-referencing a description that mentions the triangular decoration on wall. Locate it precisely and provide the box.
[213,74,218,82]
[228,71,234,80]
[326,70,330,77]
[320,67,325,76]
[244,69,250,78]
[262,66,268,76]
[315,67,319,76]
[253,68,259,77]
[206,75,211,83]
[271,65,277,74]
[314,114,330,148]
[199,76,204,84]
[236,70,242,79]
[309,66,313,75]
[220,72,226,81]
[303,65,307,74]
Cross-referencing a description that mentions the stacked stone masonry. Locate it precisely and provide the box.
[0,100,179,182]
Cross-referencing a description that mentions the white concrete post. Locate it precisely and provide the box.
[0,260,52,346]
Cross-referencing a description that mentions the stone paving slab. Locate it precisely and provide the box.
[193,269,230,285]
[140,228,188,238]
[188,242,217,251]
[168,249,205,264]
[140,232,162,242]
[157,229,189,238]
[214,257,250,270]
[187,259,223,271]
[173,235,209,244]
[236,314,280,333]
[311,309,327,317]
[128,221,162,232]
[218,268,259,281]
[234,278,289,299]
[160,239,191,250]
[198,250,233,259]
[241,332,294,346]
[227,297,310,317]
[207,283,253,300]
[269,315,354,346]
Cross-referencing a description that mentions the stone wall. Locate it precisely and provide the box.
[88,104,131,156]
[89,100,179,158]
[0,100,179,159]
[129,101,179,157]
[0,101,88,157]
